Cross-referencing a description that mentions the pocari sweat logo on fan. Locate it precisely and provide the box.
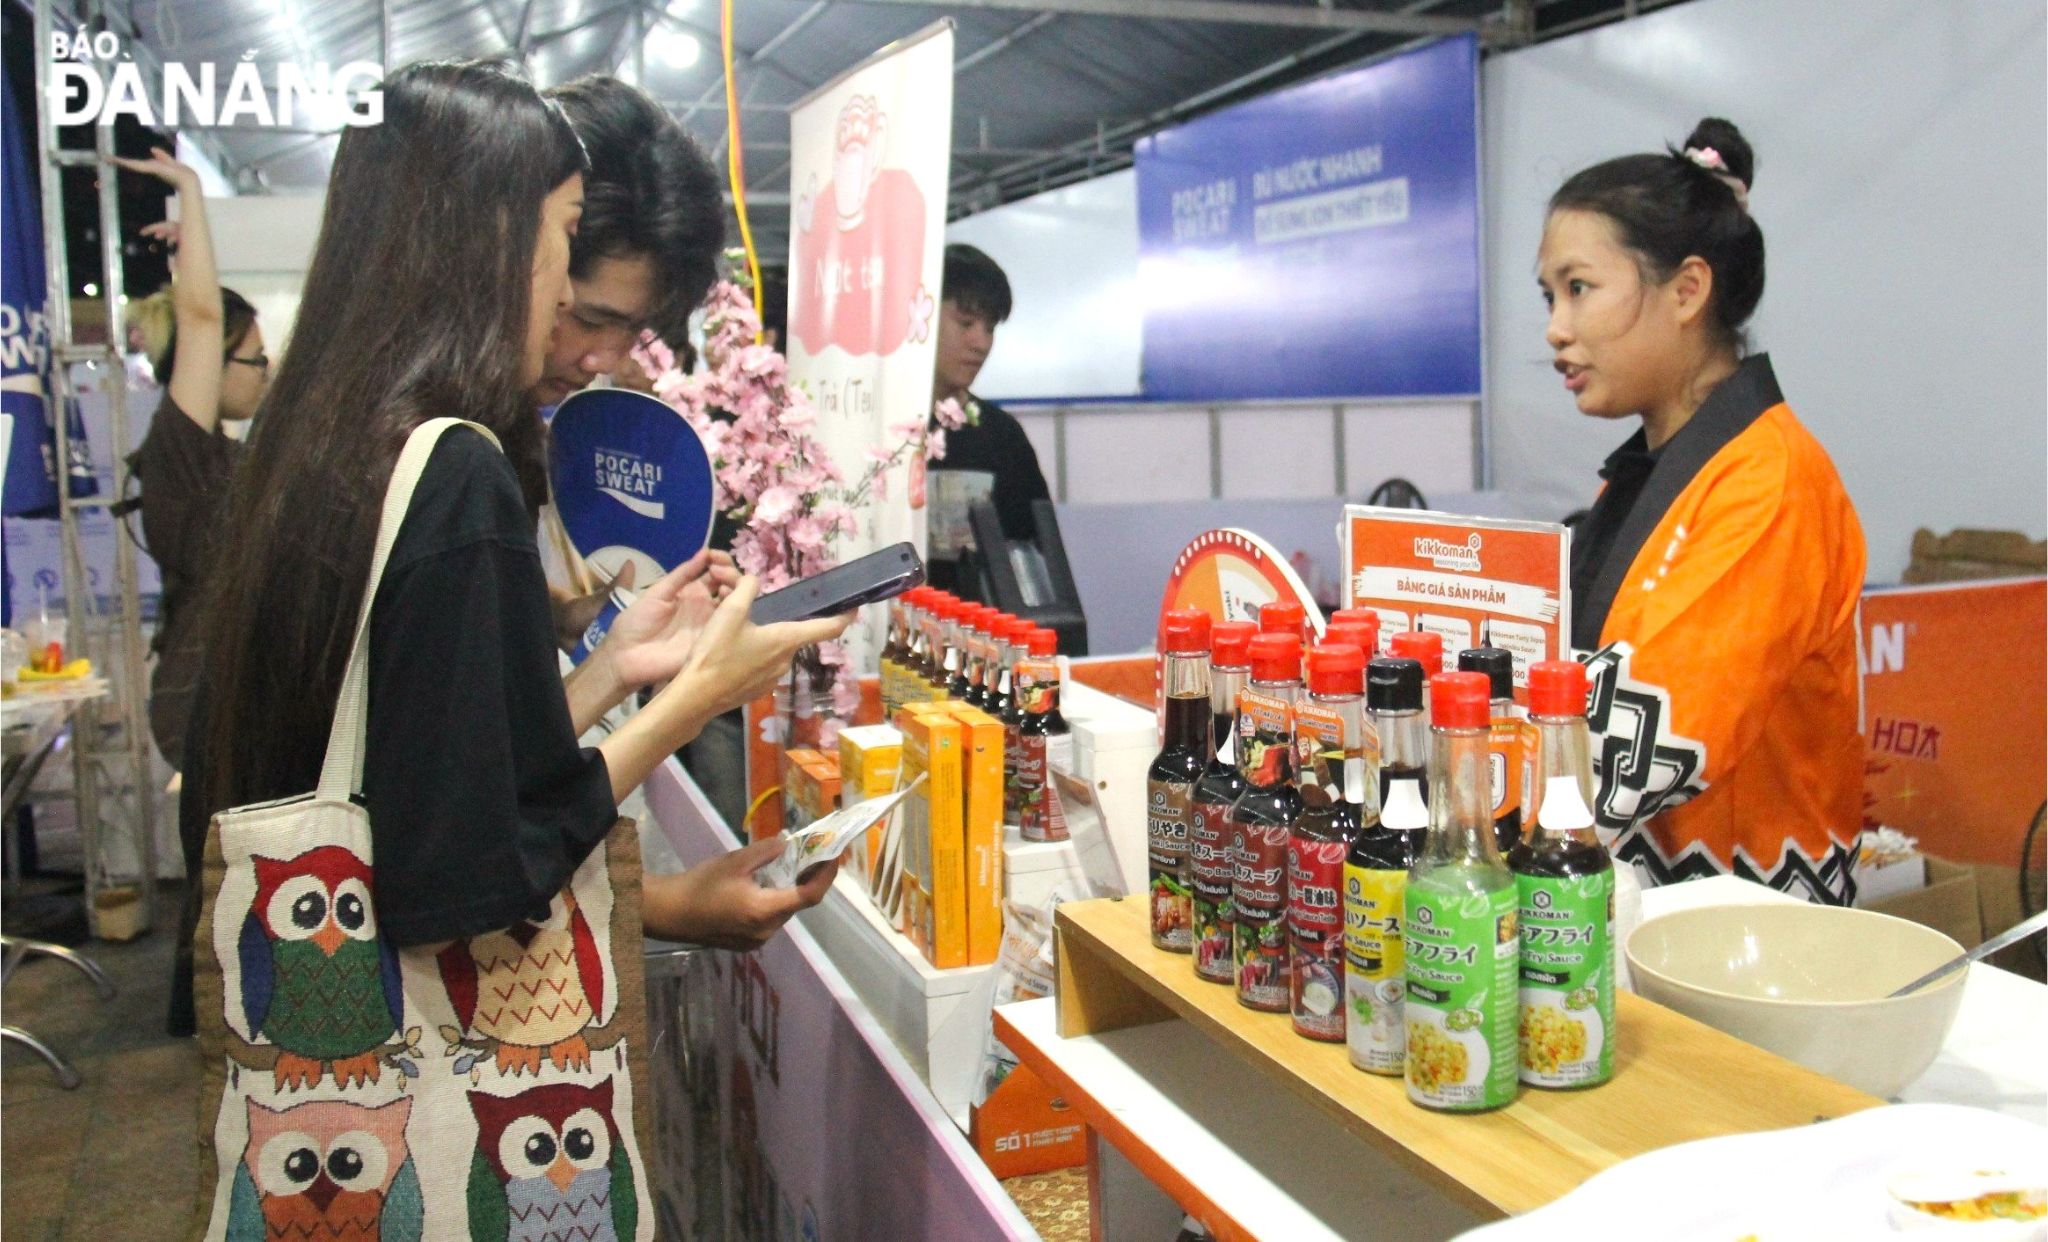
[46,30,383,129]
[594,448,665,521]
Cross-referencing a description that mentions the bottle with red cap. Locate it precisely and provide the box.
[1189,621,1256,984]
[998,617,1035,828]
[1015,627,1072,842]
[1148,608,1212,952]
[1506,660,1615,1089]
[1228,631,1304,1013]
[1323,615,1382,770]
[1458,644,1525,855]
[1387,629,1444,677]
[881,591,912,718]
[967,611,1007,712]
[918,593,953,698]
[1403,670,1519,1112]
[1287,641,1366,1041]
[1258,598,1309,643]
[1328,608,1384,656]
[949,605,989,702]
[1343,657,1429,1075]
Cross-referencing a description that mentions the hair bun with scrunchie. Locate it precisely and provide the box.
[1679,117,1754,208]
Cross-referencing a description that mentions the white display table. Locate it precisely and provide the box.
[641,759,1036,1240]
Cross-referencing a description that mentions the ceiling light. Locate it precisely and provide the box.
[649,26,700,69]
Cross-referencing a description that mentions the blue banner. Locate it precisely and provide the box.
[547,386,715,583]
[3,64,94,515]
[1136,34,1482,402]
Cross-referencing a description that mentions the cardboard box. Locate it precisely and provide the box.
[941,703,1006,966]
[1863,856,1983,950]
[838,724,904,882]
[971,1060,1086,1179]
[897,704,965,967]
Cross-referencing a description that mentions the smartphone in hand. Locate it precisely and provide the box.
[749,542,925,625]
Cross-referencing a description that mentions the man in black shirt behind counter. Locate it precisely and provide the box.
[928,244,1052,541]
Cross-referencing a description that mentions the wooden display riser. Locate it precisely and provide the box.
[1051,894,1882,1221]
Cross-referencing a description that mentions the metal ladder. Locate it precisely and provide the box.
[26,0,159,940]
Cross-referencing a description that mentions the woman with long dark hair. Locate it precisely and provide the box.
[175,64,843,1220]
[1539,118,1865,904]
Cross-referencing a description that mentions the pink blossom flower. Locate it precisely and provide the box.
[754,485,799,527]
[924,428,947,462]
[933,396,968,431]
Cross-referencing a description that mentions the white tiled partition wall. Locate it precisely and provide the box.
[1015,400,1477,506]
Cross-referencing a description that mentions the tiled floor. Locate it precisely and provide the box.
[2,883,198,1242]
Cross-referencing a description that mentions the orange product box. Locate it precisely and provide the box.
[971,1060,1086,1178]
[896,704,965,967]
[939,703,1005,966]
[802,753,842,822]
[838,724,904,881]
[781,749,824,828]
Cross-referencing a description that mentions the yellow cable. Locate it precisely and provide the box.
[744,785,781,836]
[722,0,765,331]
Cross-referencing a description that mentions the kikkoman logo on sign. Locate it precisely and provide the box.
[46,31,383,128]
[1413,534,1482,574]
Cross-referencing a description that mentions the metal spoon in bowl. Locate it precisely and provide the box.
[1887,909,2048,998]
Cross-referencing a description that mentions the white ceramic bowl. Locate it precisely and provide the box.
[1625,903,1968,1098]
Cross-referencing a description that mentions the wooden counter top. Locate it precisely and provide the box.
[1052,894,1883,1220]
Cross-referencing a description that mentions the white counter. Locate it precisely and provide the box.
[1640,875,2047,1124]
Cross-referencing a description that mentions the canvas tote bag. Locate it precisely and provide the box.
[189,418,655,1241]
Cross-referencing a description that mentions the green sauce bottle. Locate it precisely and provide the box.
[1403,670,1520,1112]
[1506,660,1615,1089]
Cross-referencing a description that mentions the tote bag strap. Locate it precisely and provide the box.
[316,417,502,802]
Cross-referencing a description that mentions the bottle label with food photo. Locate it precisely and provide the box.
[1147,778,1195,951]
[1188,795,1236,983]
[1344,863,1408,1074]
[1287,835,1346,1041]
[1231,823,1291,1012]
[1403,886,1519,1111]
[1515,873,1615,1088]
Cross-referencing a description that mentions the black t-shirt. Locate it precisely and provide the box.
[179,428,616,950]
[928,396,1051,540]
[1568,431,1660,647]
[129,390,242,762]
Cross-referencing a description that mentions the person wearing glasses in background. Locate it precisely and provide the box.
[118,147,270,776]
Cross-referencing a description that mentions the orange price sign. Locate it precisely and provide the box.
[1341,506,1571,696]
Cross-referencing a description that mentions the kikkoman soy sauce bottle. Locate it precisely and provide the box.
[999,616,1033,829]
[1507,660,1616,1089]
[1403,670,1519,1113]
[881,592,910,719]
[1149,609,1213,952]
[1229,631,1304,1012]
[1015,627,1072,843]
[1258,598,1309,644]
[1344,657,1428,1075]
[921,592,957,699]
[1288,641,1366,1042]
[1327,608,1384,657]
[1189,621,1256,984]
[1457,645,1525,855]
